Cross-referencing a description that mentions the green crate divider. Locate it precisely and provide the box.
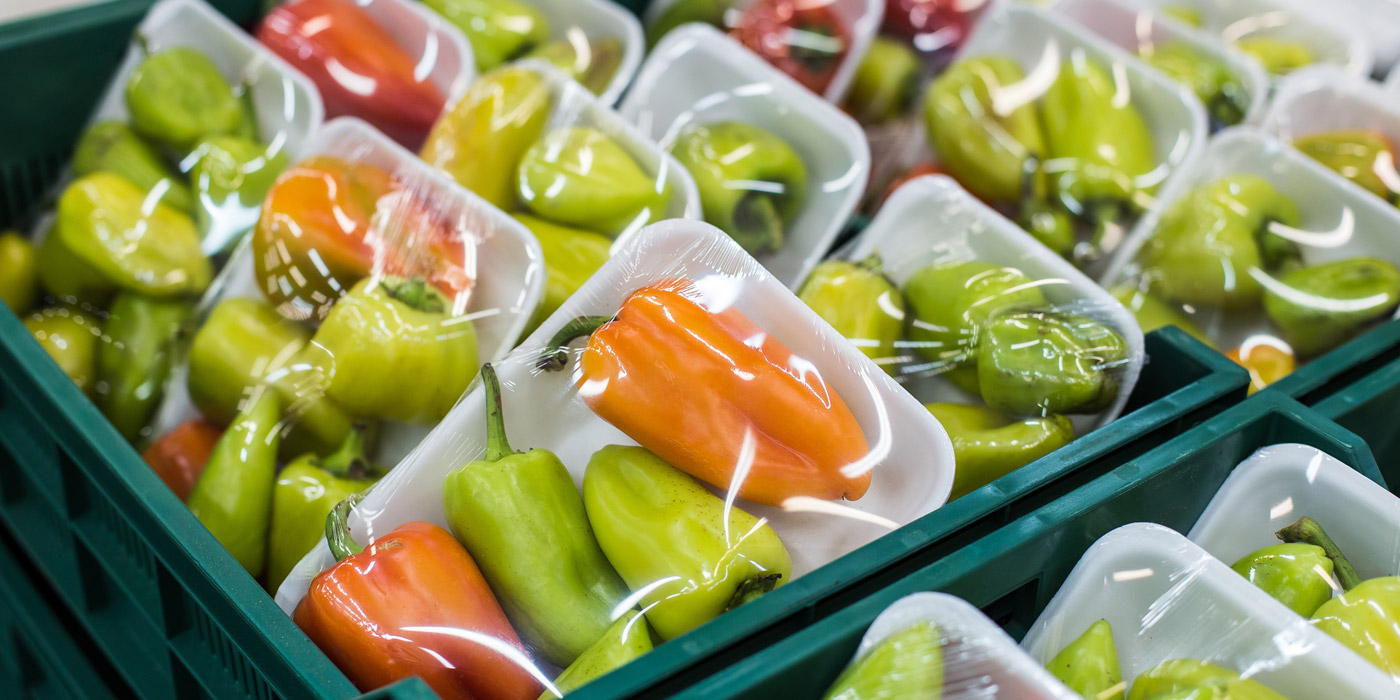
[671,391,1383,700]
[1313,353,1400,493]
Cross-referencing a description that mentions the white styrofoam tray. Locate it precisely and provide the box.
[852,175,1145,435]
[1022,523,1397,698]
[275,220,957,613]
[620,23,870,289]
[521,0,644,106]
[1276,0,1400,72]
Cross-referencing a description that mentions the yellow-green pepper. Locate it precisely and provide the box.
[514,214,612,336]
[1140,41,1247,129]
[125,46,243,150]
[186,134,290,254]
[97,292,192,442]
[73,121,193,213]
[797,254,904,372]
[928,402,1074,500]
[845,36,922,126]
[902,261,1047,370]
[1230,543,1335,617]
[822,622,943,700]
[1126,659,1286,700]
[977,310,1128,416]
[524,37,625,96]
[25,306,101,395]
[1293,130,1400,204]
[518,126,670,237]
[0,231,39,314]
[538,610,653,700]
[1263,257,1400,357]
[187,388,280,577]
[1046,619,1124,700]
[1234,37,1314,76]
[421,0,549,71]
[924,56,1046,204]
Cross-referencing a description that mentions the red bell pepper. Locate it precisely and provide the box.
[142,419,222,501]
[295,498,545,700]
[731,0,852,95]
[258,0,448,149]
[882,0,985,53]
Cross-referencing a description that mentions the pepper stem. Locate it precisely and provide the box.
[326,493,366,562]
[855,252,884,275]
[724,573,783,612]
[321,421,373,480]
[536,315,614,371]
[481,364,517,461]
[732,194,785,254]
[381,276,445,313]
[1276,516,1363,592]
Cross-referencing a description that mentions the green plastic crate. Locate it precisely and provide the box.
[1266,319,1400,406]
[1312,353,1400,492]
[669,391,1384,700]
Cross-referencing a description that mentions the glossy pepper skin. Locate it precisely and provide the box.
[187,135,290,254]
[584,445,792,641]
[731,0,851,95]
[1262,257,1400,357]
[1140,41,1247,129]
[1234,37,1313,76]
[1228,342,1295,395]
[514,214,612,336]
[142,418,222,501]
[797,254,904,373]
[295,499,543,700]
[0,231,39,314]
[525,37,625,97]
[822,622,942,700]
[259,0,447,148]
[187,389,280,576]
[670,121,807,254]
[844,36,921,125]
[25,307,101,396]
[422,0,548,71]
[884,0,980,51]
[928,403,1074,500]
[303,277,478,424]
[978,310,1128,416]
[517,127,670,238]
[421,66,552,211]
[538,611,653,700]
[925,56,1045,205]
[73,121,193,214]
[96,292,192,442]
[538,279,872,507]
[254,156,470,322]
[902,261,1047,372]
[266,423,382,593]
[39,173,211,305]
[125,47,242,151]
[1125,659,1286,700]
[1047,619,1124,700]
[1230,543,1334,617]
[443,365,628,668]
[1293,130,1400,204]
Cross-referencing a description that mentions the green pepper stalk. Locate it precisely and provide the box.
[443,364,629,667]
[536,610,653,700]
[266,422,384,592]
[821,622,943,700]
[670,121,808,255]
[97,292,193,443]
[73,121,194,214]
[927,403,1074,500]
[517,126,672,238]
[302,276,479,425]
[187,388,281,577]
[582,444,792,641]
[1276,516,1361,592]
[797,254,904,373]
[1045,619,1125,700]
[125,46,244,151]
[977,310,1129,416]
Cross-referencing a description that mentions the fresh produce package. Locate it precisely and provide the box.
[142,116,544,592]
[273,220,957,699]
[11,0,321,446]
[419,60,700,333]
[1022,522,1395,700]
[621,23,869,287]
[257,0,474,149]
[801,175,1143,501]
[642,0,881,101]
[910,5,1204,270]
[1103,128,1400,393]
[1189,444,1400,686]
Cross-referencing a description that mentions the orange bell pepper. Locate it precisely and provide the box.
[295,497,544,700]
[254,156,472,321]
[538,279,872,507]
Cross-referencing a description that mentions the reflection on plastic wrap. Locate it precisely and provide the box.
[1104,129,1400,393]
[274,221,955,699]
[822,592,1081,699]
[1022,523,1396,700]
[799,176,1143,500]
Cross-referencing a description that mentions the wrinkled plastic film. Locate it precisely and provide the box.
[643,0,881,101]
[800,175,1143,500]
[1023,523,1396,699]
[621,23,869,288]
[275,220,955,699]
[821,592,1081,699]
[1103,128,1400,393]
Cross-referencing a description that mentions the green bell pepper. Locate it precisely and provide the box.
[38,173,210,304]
[97,292,192,442]
[1111,286,1215,349]
[845,35,922,126]
[647,0,725,49]
[421,0,549,71]
[927,403,1074,500]
[925,56,1046,204]
[977,310,1128,416]
[73,121,193,213]
[24,306,101,395]
[302,276,478,424]
[187,388,280,577]
[0,231,39,315]
[514,214,612,337]
[1126,659,1287,700]
[797,254,905,372]
[822,622,943,700]
[518,126,670,237]
[1230,543,1335,617]
[1139,41,1247,128]
[1234,37,1314,76]
[1136,175,1300,310]
[1262,257,1400,357]
[1293,130,1400,205]
[186,134,290,254]
[903,261,1048,371]
[524,37,625,96]
[583,444,792,641]
[266,422,382,592]
[1046,619,1124,700]
[125,46,243,150]
[538,610,654,700]
[670,121,807,254]
[443,364,628,667]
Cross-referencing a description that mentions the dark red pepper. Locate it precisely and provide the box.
[882,0,987,55]
[731,0,852,95]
